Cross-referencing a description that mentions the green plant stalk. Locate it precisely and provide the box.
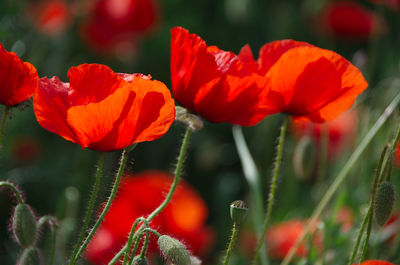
[223,223,240,265]
[139,231,150,258]
[232,126,268,265]
[281,91,400,265]
[147,127,191,221]
[143,228,161,237]
[348,204,372,265]
[128,231,144,265]
[348,144,388,265]
[0,181,24,203]
[71,149,129,264]
[0,106,9,148]
[38,215,58,265]
[253,116,288,265]
[69,152,105,265]
[123,218,147,265]
[360,210,373,262]
[109,126,192,265]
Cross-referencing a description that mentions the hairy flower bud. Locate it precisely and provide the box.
[374,181,395,226]
[131,256,148,265]
[12,203,37,248]
[18,247,41,265]
[230,200,248,224]
[158,235,191,265]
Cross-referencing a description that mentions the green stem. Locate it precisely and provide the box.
[223,223,240,265]
[123,218,148,265]
[253,116,288,265]
[232,126,268,265]
[0,181,24,203]
[280,91,400,265]
[109,126,193,265]
[139,231,150,259]
[71,149,129,264]
[348,204,372,265]
[0,106,9,148]
[38,215,58,265]
[143,228,161,238]
[128,232,144,265]
[147,127,191,221]
[69,152,105,265]
[360,210,373,262]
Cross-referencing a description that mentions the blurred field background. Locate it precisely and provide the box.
[0,0,400,264]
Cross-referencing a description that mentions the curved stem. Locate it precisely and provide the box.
[69,152,104,265]
[139,231,150,258]
[223,223,239,265]
[253,116,288,265]
[71,149,128,264]
[0,106,9,148]
[0,181,24,203]
[128,231,144,265]
[146,127,191,221]
[123,218,148,265]
[108,126,193,264]
[143,228,161,238]
[38,215,58,265]
[280,91,400,265]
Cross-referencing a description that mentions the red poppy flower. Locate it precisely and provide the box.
[85,171,214,265]
[0,44,38,107]
[266,219,322,259]
[81,0,158,55]
[170,27,270,126]
[291,110,358,159]
[353,260,395,265]
[395,141,400,167]
[33,63,175,152]
[241,39,367,122]
[28,0,72,36]
[320,1,384,41]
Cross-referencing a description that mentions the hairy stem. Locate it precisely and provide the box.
[0,181,24,203]
[253,116,288,265]
[71,149,128,264]
[69,152,104,265]
[223,223,240,265]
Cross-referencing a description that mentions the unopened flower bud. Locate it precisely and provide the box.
[12,203,37,248]
[158,235,191,265]
[374,181,395,226]
[230,200,248,224]
[18,247,41,265]
[131,256,148,265]
[175,106,203,132]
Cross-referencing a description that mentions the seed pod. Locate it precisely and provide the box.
[158,235,191,265]
[131,256,148,265]
[374,181,395,226]
[230,200,248,224]
[12,203,37,247]
[18,247,41,265]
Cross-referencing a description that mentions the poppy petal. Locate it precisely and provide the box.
[34,77,77,143]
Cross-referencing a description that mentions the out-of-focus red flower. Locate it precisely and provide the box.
[170,27,270,126]
[33,63,175,152]
[353,260,395,265]
[382,212,399,244]
[28,0,72,36]
[85,171,214,265]
[266,220,322,259]
[240,40,367,123]
[395,141,400,167]
[319,1,384,41]
[335,206,355,232]
[291,110,358,159]
[0,44,38,107]
[81,0,158,55]
[11,137,41,165]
